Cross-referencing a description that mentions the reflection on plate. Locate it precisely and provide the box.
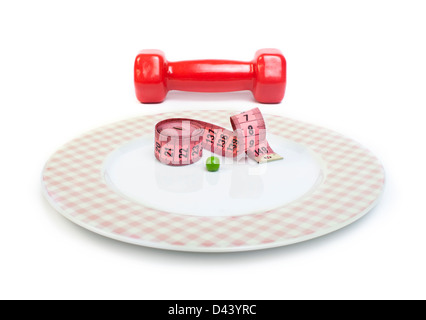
[103,134,323,217]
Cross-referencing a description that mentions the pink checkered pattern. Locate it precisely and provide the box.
[42,110,385,252]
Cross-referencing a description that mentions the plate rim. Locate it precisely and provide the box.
[41,180,385,252]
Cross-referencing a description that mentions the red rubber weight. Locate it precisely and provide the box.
[155,108,283,166]
[135,49,286,104]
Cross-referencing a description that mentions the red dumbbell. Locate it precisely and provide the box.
[134,49,286,104]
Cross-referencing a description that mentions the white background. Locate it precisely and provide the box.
[1,0,425,300]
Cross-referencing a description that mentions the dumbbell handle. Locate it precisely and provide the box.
[167,60,254,92]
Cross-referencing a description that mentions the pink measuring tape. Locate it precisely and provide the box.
[155,108,283,166]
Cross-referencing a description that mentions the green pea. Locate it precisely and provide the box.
[206,156,220,172]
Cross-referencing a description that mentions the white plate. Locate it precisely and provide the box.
[42,110,385,252]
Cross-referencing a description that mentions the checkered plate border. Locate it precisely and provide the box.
[42,110,385,252]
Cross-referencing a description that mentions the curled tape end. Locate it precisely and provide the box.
[255,153,284,164]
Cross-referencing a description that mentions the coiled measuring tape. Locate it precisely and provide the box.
[154,108,283,166]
